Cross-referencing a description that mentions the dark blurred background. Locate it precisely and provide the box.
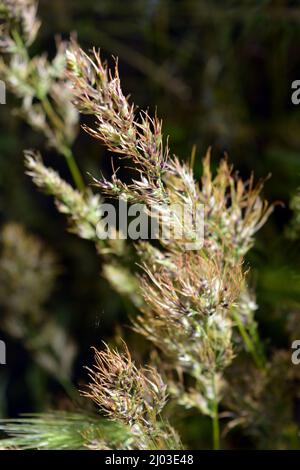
[1,0,300,448]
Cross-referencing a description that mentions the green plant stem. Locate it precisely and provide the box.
[232,309,265,369]
[42,96,65,132]
[11,29,28,60]
[41,98,85,191]
[11,30,85,191]
[11,30,84,191]
[212,374,220,450]
[61,146,85,192]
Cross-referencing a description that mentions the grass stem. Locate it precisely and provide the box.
[212,374,220,450]
[61,146,85,191]
[231,309,265,369]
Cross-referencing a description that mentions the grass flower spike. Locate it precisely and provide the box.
[65,44,272,448]
[83,344,181,450]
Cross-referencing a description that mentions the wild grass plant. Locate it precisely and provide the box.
[0,0,299,450]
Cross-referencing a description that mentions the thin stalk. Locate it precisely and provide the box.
[211,374,220,450]
[190,144,197,169]
[41,96,65,132]
[231,308,265,369]
[41,99,85,191]
[61,146,85,191]
[11,30,85,191]
[11,29,29,60]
